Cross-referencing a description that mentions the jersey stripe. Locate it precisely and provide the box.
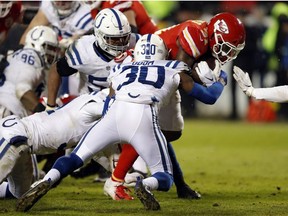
[183,27,201,58]
[81,17,93,29]
[165,61,173,67]
[171,60,180,69]
[71,43,83,65]
[76,12,92,28]
[151,105,169,172]
[66,47,76,65]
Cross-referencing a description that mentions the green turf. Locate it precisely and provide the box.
[1,119,288,216]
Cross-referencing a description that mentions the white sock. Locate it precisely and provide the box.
[0,182,9,198]
[142,176,159,191]
[43,168,61,186]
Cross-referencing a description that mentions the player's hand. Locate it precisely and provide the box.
[195,60,220,87]
[59,38,74,49]
[233,66,254,96]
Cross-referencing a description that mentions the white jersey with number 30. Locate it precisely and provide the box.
[108,60,189,108]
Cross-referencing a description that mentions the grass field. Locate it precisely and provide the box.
[1,119,288,216]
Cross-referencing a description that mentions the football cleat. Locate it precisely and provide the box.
[0,142,30,184]
[104,177,134,200]
[134,177,160,211]
[176,183,201,199]
[16,179,51,212]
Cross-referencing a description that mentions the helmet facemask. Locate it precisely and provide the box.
[25,26,59,68]
[43,42,59,67]
[52,1,78,19]
[94,8,131,57]
[0,1,12,18]
[212,32,245,65]
[97,31,130,57]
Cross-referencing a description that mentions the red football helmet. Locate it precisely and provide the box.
[208,12,246,65]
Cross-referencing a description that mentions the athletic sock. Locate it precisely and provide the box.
[112,144,139,181]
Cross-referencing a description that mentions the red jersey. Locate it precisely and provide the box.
[156,20,209,60]
[0,2,22,44]
[92,0,158,35]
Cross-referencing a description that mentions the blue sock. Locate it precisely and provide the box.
[152,172,173,191]
[53,153,84,178]
[167,142,185,187]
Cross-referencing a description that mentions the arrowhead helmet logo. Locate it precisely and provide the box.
[214,20,229,34]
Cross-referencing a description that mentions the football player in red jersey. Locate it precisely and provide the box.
[104,12,246,200]
[0,1,22,45]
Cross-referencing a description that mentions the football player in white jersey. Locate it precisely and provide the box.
[233,66,288,102]
[0,25,59,118]
[18,1,94,102]
[19,1,93,48]
[16,34,227,212]
[45,8,132,109]
[0,89,108,199]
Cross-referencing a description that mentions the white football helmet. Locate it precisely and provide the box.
[0,1,12,18]
[134,34,168,61]
[94,8,131,57]
[25,26,59,67]
[52,1,80,19]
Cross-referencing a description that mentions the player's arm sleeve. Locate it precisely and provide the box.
[252,86,288,103]
[180,69,224,105]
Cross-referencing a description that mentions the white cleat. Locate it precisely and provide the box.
[16,179,51,212]
[104,177,134,200]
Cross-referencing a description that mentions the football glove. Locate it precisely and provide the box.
[233,66,254,96]
[195,60,221,87]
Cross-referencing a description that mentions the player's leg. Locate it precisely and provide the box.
[0,116,30,184]
[125,103,173,210]
[16,104,120,212]
[7,150,33,198]
[159,91,201,199]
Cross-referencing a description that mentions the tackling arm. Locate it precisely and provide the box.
[47,57,78,108]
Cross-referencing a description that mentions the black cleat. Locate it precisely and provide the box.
[177,183,201,199]
[16,180,51,212]
[134,177,160,211]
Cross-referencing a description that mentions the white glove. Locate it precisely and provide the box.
[233,66,254,97]
[195,60,221,87]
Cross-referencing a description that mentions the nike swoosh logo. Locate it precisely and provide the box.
[204,76,213,81]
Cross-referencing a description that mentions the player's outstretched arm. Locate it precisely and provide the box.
[233,66,288,103]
